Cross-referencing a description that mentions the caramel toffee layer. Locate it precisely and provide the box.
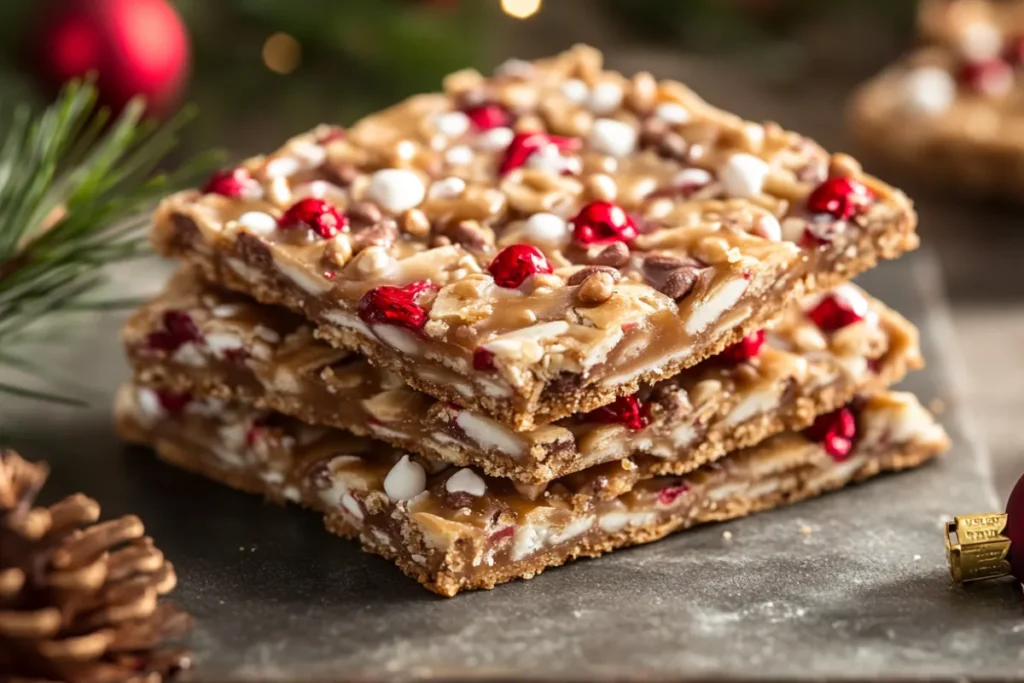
[116,385,948,597]
[124,271,921,485]
[152,45,918,431]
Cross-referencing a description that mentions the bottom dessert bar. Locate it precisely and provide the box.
[115,386,948,597]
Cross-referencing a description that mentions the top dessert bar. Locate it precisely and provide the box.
[153,45,919,431]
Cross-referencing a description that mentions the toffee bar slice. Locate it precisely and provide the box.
[115,385,948,597]
[152,45,918,431]
[124,270,922,485]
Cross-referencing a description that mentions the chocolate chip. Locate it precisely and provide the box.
[321,161,358,187]
[589,242,630,268]
[236,232,273,270]
[347,201,383,229]
[566,265,620,286]
[351,220,398,253]
[642,253,703,273]
[639,118,688,161]
[169,213,200,252]
[446,220,493,251]
[541,372,584,402]
[661,265,701,301]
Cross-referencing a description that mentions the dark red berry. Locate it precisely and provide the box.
[489,525,515,542]
[584,395,649,431]
[464,103,512,131]
[202,168,258,198]
[1004,35,1024,65]
[488,244,553,288]
[473,347,496,371]
[570,201,639,246]
[719,330,765,364]
[358,281,437,331]
[156,390,191,416]
[145,310,200,353]
[957,58,1014,96]
[806,177,875,220]
[807,294,865,332]
[658,482,690,506]
[278,198,348,239]
[804,406,857,461]
[498,132,581,176]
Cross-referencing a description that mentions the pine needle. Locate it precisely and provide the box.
[0,81,220,405]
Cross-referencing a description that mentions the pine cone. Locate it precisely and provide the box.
[0,450,192,682]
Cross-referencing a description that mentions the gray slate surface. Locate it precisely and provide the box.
[1,253,1019,681]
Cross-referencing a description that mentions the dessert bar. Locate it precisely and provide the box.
[850,2,1024,197]
[152,45,919,430]
[124,270,921,484]
[115,385,948,597]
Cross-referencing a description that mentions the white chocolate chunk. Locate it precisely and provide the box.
[521,212,569,244]
[589,118,637,158]
[383,455,427,502]
[902,67,956,116]
[429,176,466,200]
[684,278,749,335]
[653,102,690,124]
[719,153,770,198]
[445,468,487,497]
[444,145,474,166]
[456,411,524,457]
[433,111,471,138]
[367,169,426,213]
[754,215,782,242]
[959,21,1002,62]
[560,78,589,104]
[477,127,515,151]
[237,211,278,236]
[205,332,245,358]
[588,81,624,114]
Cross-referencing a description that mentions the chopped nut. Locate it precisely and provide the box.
[447,220,493,251]
[348,201,383,229]
[351,245,394,277]
[585,173,618,202]
[322,236,353,268]
[589,242,630,268]
[661,266,701,300]
[627,71,657,113]
[321,161,358,187]
[402,209,431,238]
[642,253,699,273]
[828,153,862,179]
[694,236,734,265]
[689,379,722,407]
[352,220,398,253]
[566,265,621,286]
[576,272,616,305]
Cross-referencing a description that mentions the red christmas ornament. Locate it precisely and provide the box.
[488,244,553,288]
[278,199,348,239]
[358,281,437,331]
[31,0,190,118]
[946,472,1024,586]
[584,395,649,431]
[806,177,875,220]
[570,201,640,246]
[719,330,765,364]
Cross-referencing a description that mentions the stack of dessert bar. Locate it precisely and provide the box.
[116,46,950,597]
[850,0,1024,197]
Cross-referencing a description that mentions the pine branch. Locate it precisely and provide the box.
[0,81,221,405]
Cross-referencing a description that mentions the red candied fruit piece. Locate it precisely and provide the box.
[202,168,258,198]
[804,406,857,461]
[278,198,348,239]
[489,526,515,542]
[571,200,639,246]
[719,330,765,364]
[488,244,553,288]
[358,281,437,331]
[464,103,512,131]
[317,126,346,144]
[156,390,191,416]
[1005,35,1024,65]
[473,347,496,372]
[806,177,875,220]
[658,482,690,506]
[585,395,649,431]
[957,58,1014,96]
[146,310,200,352]
[498,132,581,176]
[807,294,865,332]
